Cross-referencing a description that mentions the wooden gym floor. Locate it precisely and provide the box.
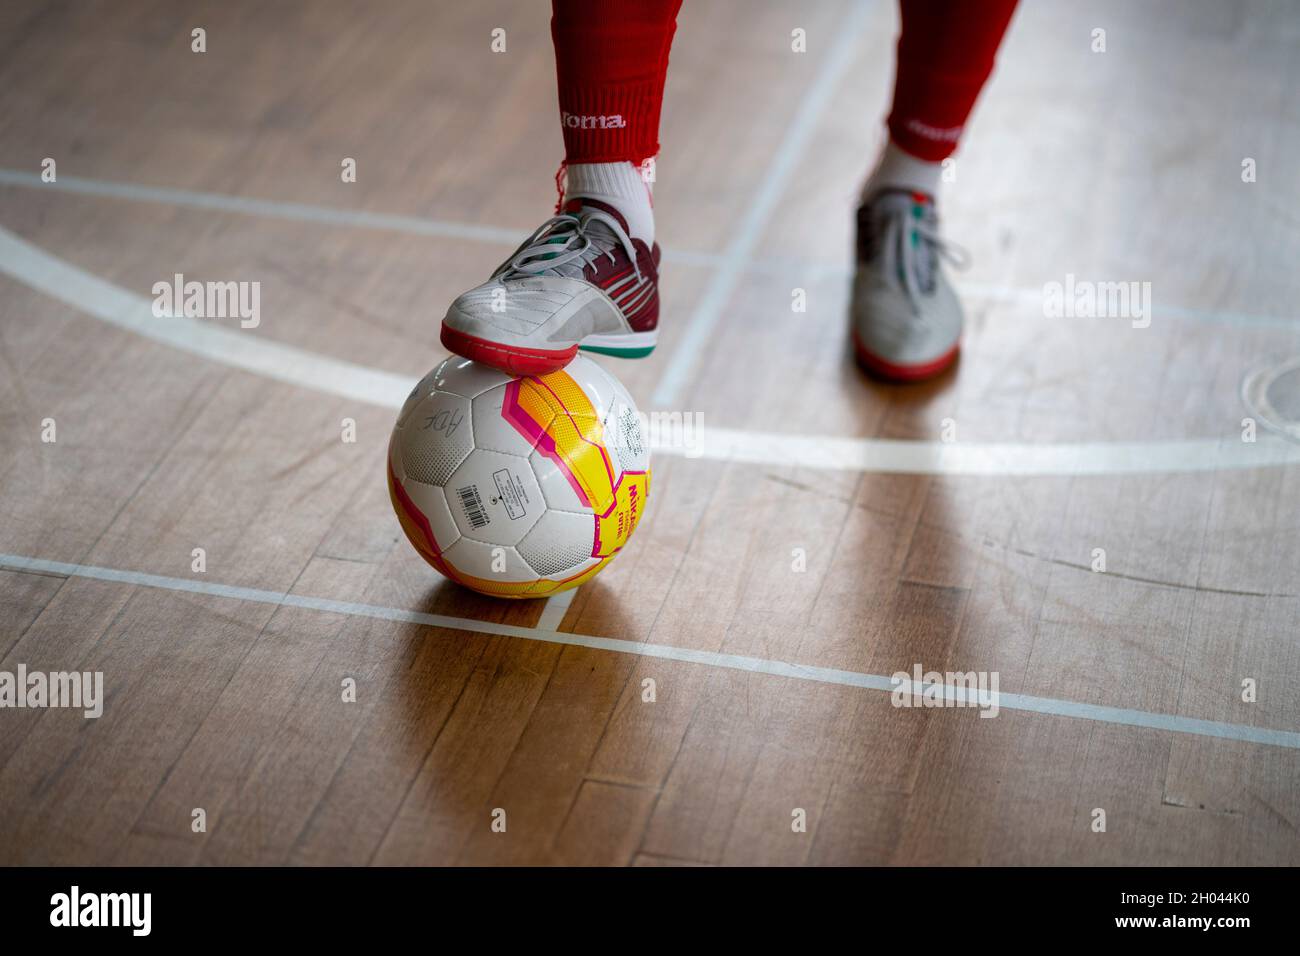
[1,0,1298,865]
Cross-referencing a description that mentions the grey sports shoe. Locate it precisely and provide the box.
[441,199,659,377]
[851,189,967,381]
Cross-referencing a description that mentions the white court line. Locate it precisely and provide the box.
[3,551,1297,751]
[3,168,1296,331]
[649,1,874,408]
[0,169,528,246]
[4,222,1300,476]
[737,258,1300,330]
[537,587,578,632]
[0,169,726,271]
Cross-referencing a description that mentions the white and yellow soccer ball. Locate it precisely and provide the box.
[388,355,650,598]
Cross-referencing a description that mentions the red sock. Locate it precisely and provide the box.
[886,0,1019,162]
[550,0,682,166]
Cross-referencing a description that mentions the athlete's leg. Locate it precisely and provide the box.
[553,0,679,243]
[441,0,681,374]
[852,0,1019,381]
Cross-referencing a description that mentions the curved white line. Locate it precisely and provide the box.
[3,224,1299,476]
[1243,356,1300,440]
[4,169,1295,331]
[0,224,412,408]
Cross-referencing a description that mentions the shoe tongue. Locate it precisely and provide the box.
[868,188,937,229]
[858,189,940,293]
[867,186,932,207]
[561,196,630,235]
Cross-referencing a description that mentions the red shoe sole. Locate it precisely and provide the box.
[441,324,577,377]
[852,332,959,383]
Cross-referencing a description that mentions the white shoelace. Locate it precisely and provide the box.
[495,209,642,284]
[870,192,969,314]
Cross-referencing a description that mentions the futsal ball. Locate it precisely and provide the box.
[388,354,650,598]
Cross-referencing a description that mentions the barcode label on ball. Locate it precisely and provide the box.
[456,484,489,529]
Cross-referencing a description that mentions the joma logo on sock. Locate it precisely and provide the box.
[561,111,627,130]
[903,118,963,143]
[151,273,261,328]
[50,886,151,936]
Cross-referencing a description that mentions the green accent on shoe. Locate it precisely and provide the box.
[579,343,656,359]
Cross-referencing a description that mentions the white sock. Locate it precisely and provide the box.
[563,161,655,246]
[863,141,943,201]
